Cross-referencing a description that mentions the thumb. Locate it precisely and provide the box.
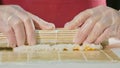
[27,12,55,30]
[64,9,92,29]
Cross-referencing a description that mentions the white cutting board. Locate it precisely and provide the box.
[109,38,120,57]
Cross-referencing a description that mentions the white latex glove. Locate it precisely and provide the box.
[0,5,55,47]
[64,5,120,45]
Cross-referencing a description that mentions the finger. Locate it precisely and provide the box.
[64,5,108,30]
[9,6,36,45]
[0,25,17,47]
[85,14,113,43]
[27,12,55,30]
[95,28,111,44]
[84,23,104,43]
[22,17,36,45]
[5,27,17,48]
[0,23,17,47]
[8,15,26,46]
[12,10,36,45]
[73,14,101,44]
[64,9,93,29]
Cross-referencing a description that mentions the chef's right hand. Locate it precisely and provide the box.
[64,6,120,45]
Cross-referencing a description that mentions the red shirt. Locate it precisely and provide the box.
[2,0,106,27]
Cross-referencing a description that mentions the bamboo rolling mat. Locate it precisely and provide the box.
[0,49,120,63]
[0,29,77,46]
[0,29,106,48]
[0,29,119,63]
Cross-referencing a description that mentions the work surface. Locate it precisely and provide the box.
[0,48,120,68]
[0,48,120,63]
[0,29,120,68]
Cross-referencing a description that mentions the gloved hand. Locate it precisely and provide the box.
[64,5,120,45]
[0,5,55,47]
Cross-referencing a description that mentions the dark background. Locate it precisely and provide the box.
[107,0,120,10]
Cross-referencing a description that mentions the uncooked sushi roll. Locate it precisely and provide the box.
[81,43,103,51]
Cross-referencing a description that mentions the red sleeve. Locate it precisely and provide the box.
[2,0,106,27]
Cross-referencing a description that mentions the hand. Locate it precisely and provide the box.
[0,5,55,47]
[64,5,120,44]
